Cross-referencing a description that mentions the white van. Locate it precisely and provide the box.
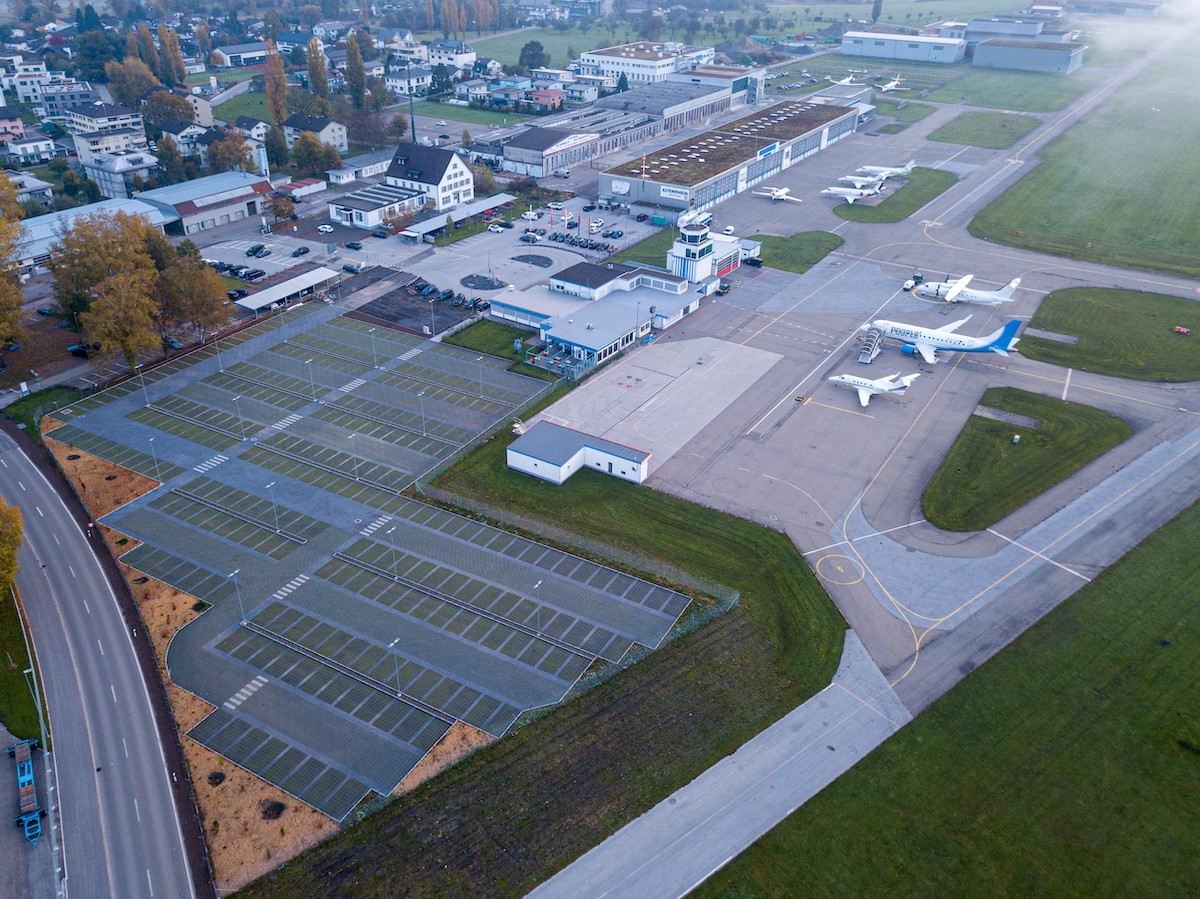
[548,202,564,210]
[553,169,570,178]
[520,210,540,221]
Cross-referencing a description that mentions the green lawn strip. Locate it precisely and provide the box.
[434,200,527,246]
[1018,288,1200,382]
[214,91,271,124]
[610,228,674,267]
[5,386,83,439]
[969,41,1200,278]
[749,232,843,274]
[928,111,1041,149]
[925,68,1102,112]
[188,69,258,86]
[699,495,1200,898]
[0,590,40,740]
[872,99,935,123]
[411,99,532,127]
[835,167,958,223]
[441,320,553,379]
[921,387,1131,532]
[470,28,600,70]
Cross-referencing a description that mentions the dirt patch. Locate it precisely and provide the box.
[44,428,159,517]
[0,314,79,391]
[394,721,494,795]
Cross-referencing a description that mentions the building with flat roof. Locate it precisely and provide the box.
[840,32,966,62]
[66,102,148,162]
[578,41,715,84]
[595,80,732,129]
[134,170,273,235]
[972,38,1086,72]
[327,181,424,229]
[212,42,269,67]
[17,199,178,275]
[507,421,650,485]
[599,100,858,212]
[501,127,599,177]
[326,146,396,185]
[81,149,159,199]
[39,81,98,121]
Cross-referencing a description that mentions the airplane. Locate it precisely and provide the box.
[820,185,882,204]
[855,160,916,180]
[828,372,920,407]
[864,316,1023,364]
[838,173,885,189]
[751,186,804,204]
[878,75,904,92]
[826,74,862,86]
[913,275,1021,305]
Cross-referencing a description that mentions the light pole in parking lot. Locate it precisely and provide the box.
[367,328,378,368]
[228,568,246,622]
[348,432,362,481]
[231,395,245,439]
[388,636,402,695]
[385,526,398,578]
[417,391,427,437]
[148,436,161,483]
[136,363,150,408]
[305,358,316,400]
[475,356,484,398]
[265,481,280,532]
[428,298,436,337]
[533,579,542,633]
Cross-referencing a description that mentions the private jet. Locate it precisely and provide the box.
[865,316,1023,364]
[855,160,916,180]
[752,186,804,203]
[820,185,882,204]
[838,173,886,189]
[913,275,1021,305]
[826,74,862,86]
[828,372,920,407]
[878,75,904,92]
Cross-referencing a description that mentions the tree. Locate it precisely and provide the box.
[345,34,366,109]
[430,63,454,95]
[80,4,102,32]
[367,76,394,110]
[143,91,193,128]
[265,126,290,167]
[0,501,22,597]
[135,24,159,77]
[391,114,409,140]
[105,58,161,107]
[567,45,579,61]
[161,28,188,88]
[269,196,295,220]
[0,178,25,345]
[261,9,285,39]
[156,136,187,184]
[206,136,253,173]
[156,25,177,87]
[616,72,629,93]
[157,259,227,341]
[298,5,322,29]
[292,131,328,175]
[347,109,387,147]
[461,127,471,145]
[471,162,495,194]
[307,38,330,109]
[49,211,156,321]
[75,30,116,81]
[322,143,344,172]
[81,269,161,373]
[871,0,883,22]
[289,43,307,66]
[194,22,211,57]
[264,41,288,124]
[519,40,549,71]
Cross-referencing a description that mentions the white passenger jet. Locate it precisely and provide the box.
[878,75,904,92]
[865,316,1023,364]
[751,186,804,203]
[828,372,920,407]
[820,185,882,204]
[855,160,916,180]
[838,173,886,189]
[913,275,1021,305]
[826,74,862,86]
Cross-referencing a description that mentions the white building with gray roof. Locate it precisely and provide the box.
[507,421,650,485]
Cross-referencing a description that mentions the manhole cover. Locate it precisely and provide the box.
[511,254,553,268]
[462,274,507,290]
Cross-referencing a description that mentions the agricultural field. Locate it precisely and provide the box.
[750,232,843,274]
[834,167,957,223]
[921,387,1131,532]
[213,90,271,124]
[970,40,1200,279]
[697,495,1200,897]
[928,111,1041,149]
[1018,289,1200,382]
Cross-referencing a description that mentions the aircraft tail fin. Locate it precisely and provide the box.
[997,278,1021,300]
[900,373,921,389]
[985,320,1024,355]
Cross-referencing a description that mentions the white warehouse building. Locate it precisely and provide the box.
[840,32,966,63]
[507,421,650,485]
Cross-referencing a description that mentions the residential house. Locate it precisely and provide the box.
[66,103,148,162]
[383,142,475,212]
[39,81,98,121]
[184,92,214,126]
[275,32,320,56]
[82,149,160,199]
[234,115,270,143]
[429,39,476,72]
[282,114,348,153]
[6,131,54,164]
[473,57,504,78]
[518,0,570,21]
[497,73,533,90]
[0,106,23,142]
[183,56,207,75]
[4,169,53,208]
[455,78,491,103]
[489,86,525,108]
[380,29,428,63]
[312,22,351,41]
[211,41,269,68]
[564,82,599,104]
[531,67,574,84]
[526,88,564,113]
[195,127,258,170]
[385,66,432,96]
[159,117,207,153]
[325,48,348,71]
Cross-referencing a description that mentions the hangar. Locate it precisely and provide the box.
[840,31,967,63]
[972,39,1087,73]
[135,171,274,235]
[598,101,859,212]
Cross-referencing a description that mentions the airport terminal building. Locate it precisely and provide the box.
[598,100,859,212]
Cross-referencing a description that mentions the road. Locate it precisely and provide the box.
[0,426,201,899]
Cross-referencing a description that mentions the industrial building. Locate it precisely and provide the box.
[972,39,1086,72]
[134,171,273,235]
[577,41,715,84]
[17,198,176,276]
[840,32,967,63]
[599,100,859,212]
[499,127,599,177]
[507,422,650,485]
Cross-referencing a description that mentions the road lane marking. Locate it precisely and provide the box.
[52,534,59,545]
[68,565,76,578]
[83,600,90,614]
[35,506,43,517]
[123,738,128,758]
[1062,367,1072,401]
[804,519,927,556]
[134,797,140,822]
[110,684,117,703]
[0,458,6,467]
[96,640,104,656]
[18,480,24,491]
[146,868,154,896]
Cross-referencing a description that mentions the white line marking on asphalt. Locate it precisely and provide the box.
[96,639,104,656]
[134,797,141,822]
[146,868,154,896]
[110,684,117,703]
[0,458,6,467]
[1062,368,1072,401]
[68,565,76,578]
[987,528,1091,581]
[804,519,926,555]
[52,534,60,545]
[35,506,43,517]
[17,481,24,491]
[83,600,90,614]
[123,738,129,758]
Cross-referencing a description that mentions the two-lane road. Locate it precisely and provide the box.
[0,428,199,899]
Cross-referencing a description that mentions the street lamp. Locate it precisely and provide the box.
[388,636,402,695]
[385,525,398,577]
[228,568,246,622]
[148,436,161,482]
[368,328,378,368]
[231,395,245,439]
[349,432,362,481]
[136,363,150,407]
[475,355,484,398]
[265,481,280,532]
[429,297,436,336]
[305,358,316,400]
[533,578,542,633]
[417,391,426,437]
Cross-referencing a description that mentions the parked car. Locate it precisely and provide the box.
[439,288,454,300]
[609,230,623,238]
[245,244,265,256]
[317,224,334,234]
[636,213,649,222]
[291,246,310,257]
[716,282,731,296]
[421,284,438,296]
[343,261,365,274]
[254,247,272,258]
[487,223,505,233]
[35,307,53,316]
[371,229,390,238]
[582,204,596,212]
[744,257,763,268]
[520,234,541,243]
[567,220,579,229]
[548,202,564,210]
[436,119,447,125]
[723,226,736,235]
[345,241,363,250]
[438,133,451,140]
[163,337,183,350]
[497,220,514,229]
[244,269,267,280]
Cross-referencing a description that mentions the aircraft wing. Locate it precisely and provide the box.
[913,341,938,365]
[936,316,972,333]
[856,388,873,407]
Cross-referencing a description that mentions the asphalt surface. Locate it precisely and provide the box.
[0,424,205,899]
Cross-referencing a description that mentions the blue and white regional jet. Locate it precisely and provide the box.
[865,316,1023,364]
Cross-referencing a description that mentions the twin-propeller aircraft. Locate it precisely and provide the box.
[912,275,1021,305]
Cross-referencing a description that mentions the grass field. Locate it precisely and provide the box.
[4,387,80,436]
[187,69,258,87]
[834,167,958,223]
[247,435,846,895]
[873,99,935,123]
[214,90,271,124]
[1018,288,1200,382]
[749,232,843,274]
[921,387,1131,532]
[441,319,552,379]
[411,100,531,127]
[698,495,1200,897]
[928,111,1041,149]
[970,41,1200,278]
[925,68,1102,112]
[0,591,39,740]
[471,28,596,70]
[611,228,674,267]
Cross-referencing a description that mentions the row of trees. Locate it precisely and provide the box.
[48,213,229,372]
